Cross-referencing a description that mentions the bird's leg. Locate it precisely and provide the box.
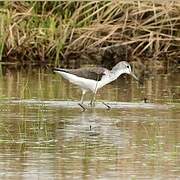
[78,90,86,111]
[80,91,85,104]
[78,103,86,111]
[90,79,99,107]
[90,93,96,107]
[102,102,111,110]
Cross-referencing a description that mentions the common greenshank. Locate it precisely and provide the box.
[54,61,138,111]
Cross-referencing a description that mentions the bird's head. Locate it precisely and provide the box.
[111,61,139,81]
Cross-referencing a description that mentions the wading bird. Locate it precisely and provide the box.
[54,61,138,111]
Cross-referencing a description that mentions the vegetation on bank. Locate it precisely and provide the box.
[0,1,180,66]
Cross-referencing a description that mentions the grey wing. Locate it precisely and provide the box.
[53,67,107,81]
[71,67,107,81]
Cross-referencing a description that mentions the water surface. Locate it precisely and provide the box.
[0,67,179,180]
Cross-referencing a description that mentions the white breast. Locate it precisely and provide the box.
[56,71,100,92]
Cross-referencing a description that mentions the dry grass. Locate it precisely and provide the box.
[0,1,180,65]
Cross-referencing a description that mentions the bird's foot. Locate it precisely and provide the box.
[89,101,95,107]
[102,102,111,110]
[78,103,87,112]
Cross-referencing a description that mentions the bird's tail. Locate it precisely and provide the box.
[53,68,67,73]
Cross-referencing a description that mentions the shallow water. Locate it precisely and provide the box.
[0,68,179,180]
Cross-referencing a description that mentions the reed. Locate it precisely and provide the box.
[0,1,179,65]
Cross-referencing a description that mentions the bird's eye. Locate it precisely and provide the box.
[127,66,129,68]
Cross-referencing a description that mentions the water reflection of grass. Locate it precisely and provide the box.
[139,118,179,167]
[0,104,179,178]
[0,68,179,103]
[0,104,56,148]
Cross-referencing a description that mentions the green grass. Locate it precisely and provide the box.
[0,1,179,65]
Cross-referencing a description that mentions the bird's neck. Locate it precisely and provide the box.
[109,69,124,81]
[97,69,124,90]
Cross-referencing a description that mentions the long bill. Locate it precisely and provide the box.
[130,72,139,81]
